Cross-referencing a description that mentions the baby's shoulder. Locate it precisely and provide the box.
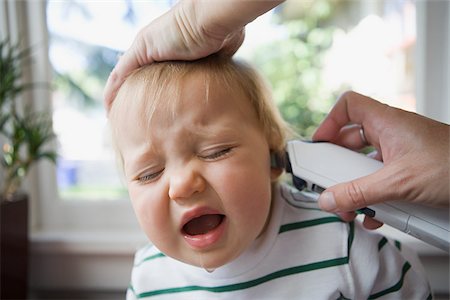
[276,183,352,251]
[278,182,340,221]
[133,243,165,267]
[277,183,394,246]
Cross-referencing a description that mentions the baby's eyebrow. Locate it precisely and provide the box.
[125,143,159,176]
[192,128,241,145]
[191,122,238,138]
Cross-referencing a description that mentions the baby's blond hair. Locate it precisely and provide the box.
[109,55,290,164]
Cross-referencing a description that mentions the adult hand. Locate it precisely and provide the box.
[313,91,449,228]
[103,0,283,111]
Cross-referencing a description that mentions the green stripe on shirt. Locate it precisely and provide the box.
[135,252,166,267]
[347,221,355,257]
[279,216,343,234]
[367,262,412,299]
[135,219,355,298]
[136,256,349,298]
[378,237,388,251]
[394,240,402,251]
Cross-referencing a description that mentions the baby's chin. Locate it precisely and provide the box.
[192,256,233,270]
[180,249,244,271]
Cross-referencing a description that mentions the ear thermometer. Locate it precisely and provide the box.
[284,140,449,252]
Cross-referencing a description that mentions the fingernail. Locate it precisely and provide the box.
[318,192,337,211]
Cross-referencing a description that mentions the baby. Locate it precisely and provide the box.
[108,55,431,299]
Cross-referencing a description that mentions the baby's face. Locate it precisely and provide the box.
[118,75,274,269]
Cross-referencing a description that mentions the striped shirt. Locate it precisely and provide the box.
[127,183,431,299]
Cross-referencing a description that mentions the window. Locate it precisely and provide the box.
[15,0,445,233]
[47,1,173,201]
[3,0,446,293]
[47,0,419,204]
[239,0,417,137]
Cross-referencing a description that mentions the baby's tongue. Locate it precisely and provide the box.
[183,214,223,236]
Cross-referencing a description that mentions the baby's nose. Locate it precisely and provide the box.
[168,167,206,201]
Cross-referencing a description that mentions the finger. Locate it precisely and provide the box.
[219,28,245,57]
[335,211,357,222]
[318,165,398,212]
[363,216,383,230]
[103,46,151,112]
[367,149,382,161]
[312,91,386,148]
[103,70,122,112]
[103,51,141,111]
[330,124,369,150]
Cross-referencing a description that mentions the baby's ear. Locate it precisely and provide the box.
[270,151,285,168]
[270,152,285,180]
[270,167,284,180]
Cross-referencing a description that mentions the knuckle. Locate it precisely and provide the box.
[339,90,356,102]
[341,90,355,98]
[345,181,367,209]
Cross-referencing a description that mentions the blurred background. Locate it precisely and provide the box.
[1,0,448,299]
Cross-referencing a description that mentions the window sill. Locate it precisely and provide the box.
[30,230,148,291]
[31,230,148,255]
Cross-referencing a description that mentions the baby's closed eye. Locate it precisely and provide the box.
[199,147,234,160]
[136,169,164,184]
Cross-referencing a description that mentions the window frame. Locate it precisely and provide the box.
[415,0,450,123]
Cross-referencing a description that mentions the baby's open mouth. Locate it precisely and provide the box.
[182,214,225,236]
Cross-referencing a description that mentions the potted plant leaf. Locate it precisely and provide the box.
[0,38,57,299]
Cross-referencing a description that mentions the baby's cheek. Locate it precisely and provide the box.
[228,182,272,227]
[129,188,162,234]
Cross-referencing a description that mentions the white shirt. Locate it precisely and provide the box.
[127,183,431,299]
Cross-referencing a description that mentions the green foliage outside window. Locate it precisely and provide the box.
[250,1,347,138]
[53,0,346,139]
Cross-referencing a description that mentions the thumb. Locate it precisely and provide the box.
[219,28,245,57]
[318,169,392,212]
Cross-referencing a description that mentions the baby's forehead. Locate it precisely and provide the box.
[112,59,258,127]
[133,68,246,111]
[119,69,259,138]
[116,57,255,106]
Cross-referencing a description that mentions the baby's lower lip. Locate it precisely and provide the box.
[182,216,227,249]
